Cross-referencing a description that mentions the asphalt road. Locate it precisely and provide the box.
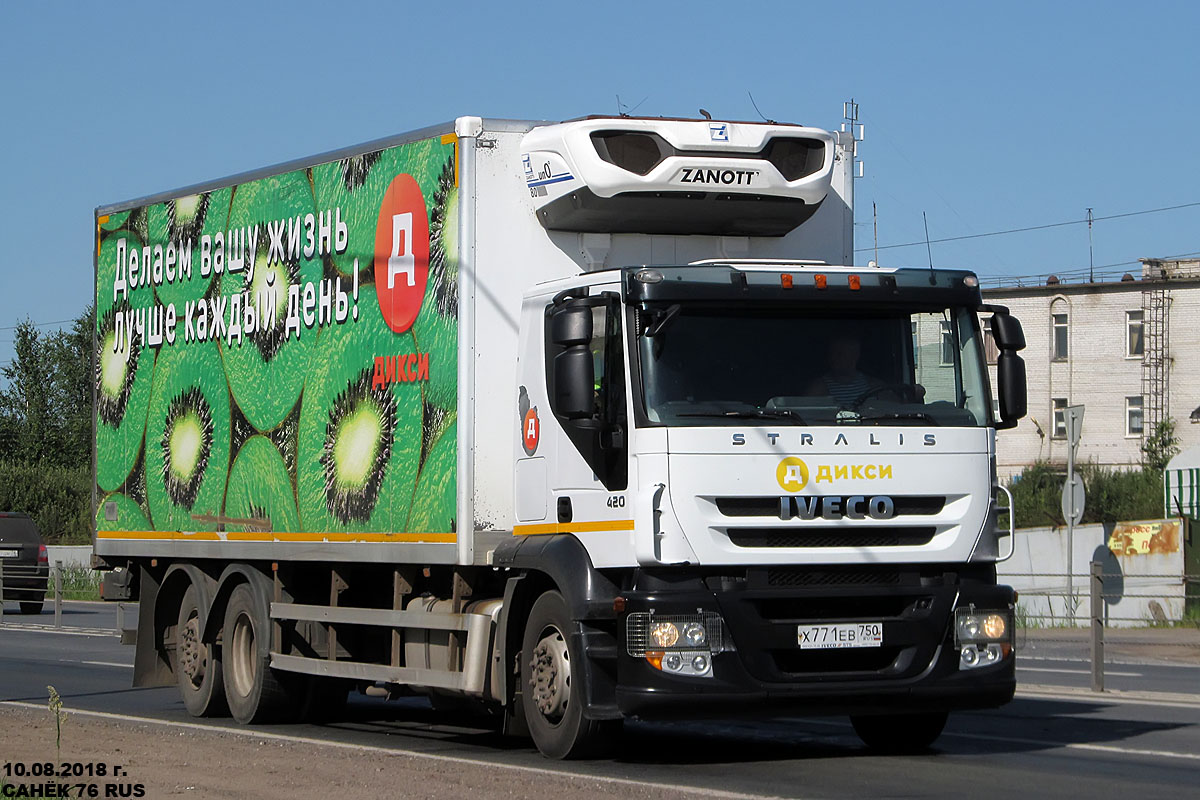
[3,602,1200,798]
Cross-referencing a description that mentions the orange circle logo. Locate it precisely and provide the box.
[373,174,430,333]
[525,407,544,455]
[522,408,540,455]
[776,457,809,492]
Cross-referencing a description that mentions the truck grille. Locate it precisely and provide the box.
[725,527,936,548]
[715,496,945,518]
[766,566,901,587]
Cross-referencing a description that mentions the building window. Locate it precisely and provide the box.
[1126,310,1144,357]
[939,320,954,366]
[1052,312,1068,360]
[1052,398,1068,438]
[982,317,999,364]
[1126,396,1144,437]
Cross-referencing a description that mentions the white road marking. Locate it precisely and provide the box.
[0,701,791,800]
[1016,686,1200,709]
[1019,667,1142,677]
[80,660,133,669]
[790,716,1200,761]
[0,624,115,638]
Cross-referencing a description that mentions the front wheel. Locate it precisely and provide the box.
[850,711,948,753]
[520,591,619,759]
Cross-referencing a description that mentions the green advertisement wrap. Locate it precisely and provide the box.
[94,135,459,541]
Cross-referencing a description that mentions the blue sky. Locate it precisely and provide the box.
[2,0,1197,365]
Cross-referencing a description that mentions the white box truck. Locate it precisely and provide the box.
[93,112,1028,758]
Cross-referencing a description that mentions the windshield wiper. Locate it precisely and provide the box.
[855,411,941,426]
[676,409,808,424]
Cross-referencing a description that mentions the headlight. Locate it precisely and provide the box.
[682,621,706,647]
[955,608,1012,646]
[650,621,679,648]
[626,613,727,657]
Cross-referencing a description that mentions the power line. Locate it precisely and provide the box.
[856,200,1200,254]
[0,319,78,331]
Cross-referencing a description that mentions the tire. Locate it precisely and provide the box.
[175,585,227,717]
[221,582,295,724]
[851,711,949,753]
[520,590,619,759]
[19,601,43,615]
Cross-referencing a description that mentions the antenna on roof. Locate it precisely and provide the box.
[747,92,775,124]
[616,94,628,117]
[699,109,712,120]
[1086,207,1095,282]
[923,212,936,284]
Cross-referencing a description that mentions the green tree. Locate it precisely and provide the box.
[1141,417,1180,472]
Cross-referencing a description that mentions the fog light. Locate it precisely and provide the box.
[650,622,680,648]
[692,655,709,672]
[682,622,706,647]
[960,647,979,667]
[664,653,683,671]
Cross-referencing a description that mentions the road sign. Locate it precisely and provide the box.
[1061,473,1085,526]
[1066,405,1085,449]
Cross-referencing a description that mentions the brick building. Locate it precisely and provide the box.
[982,258,1200,479]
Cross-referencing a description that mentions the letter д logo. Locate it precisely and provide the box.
[776,457,809,493]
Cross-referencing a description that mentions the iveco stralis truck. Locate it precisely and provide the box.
[93,112,1028,759]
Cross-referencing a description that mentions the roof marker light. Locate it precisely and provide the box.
[814,274,827,289]
[848,275,861,290]
[781,274,794,289]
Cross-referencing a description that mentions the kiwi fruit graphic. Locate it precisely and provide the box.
[144,341,231,531]
[410,155,458,412]
[95,232,156,493]
[219,171,319,432]
[95,492,151,533]
[223,435,299,534]
[405,419,456,534]
[146,186,232,309]
[297,285,421,532]
[99,210,131,232]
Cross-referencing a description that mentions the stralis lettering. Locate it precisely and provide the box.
[678,167,759,186]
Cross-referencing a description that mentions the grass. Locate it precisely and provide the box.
[49,565,101,601]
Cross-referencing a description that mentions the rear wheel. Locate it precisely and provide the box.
[19,601,43,615]
[850,711,949,753]
[520,590,619,759]
[176,585,227,717]
[221,582,294,724]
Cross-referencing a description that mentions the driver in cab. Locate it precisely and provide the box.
[805,335,883,405]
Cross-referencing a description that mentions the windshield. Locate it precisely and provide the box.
[636,306,990,427]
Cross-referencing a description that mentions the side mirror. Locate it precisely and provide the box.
[551,306,591,347]
[991,312,1026,351]
[996,350,1027,428]
[553,349,594,420]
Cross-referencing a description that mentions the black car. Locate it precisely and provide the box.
[0,512,49,614]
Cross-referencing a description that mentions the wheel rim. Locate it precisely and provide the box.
[529,626,571,723]
[229,610,257,698]
[179,612,206,688]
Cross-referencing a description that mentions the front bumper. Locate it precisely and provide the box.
[613,565,1014,719]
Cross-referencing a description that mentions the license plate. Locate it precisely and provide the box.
[797,622,883,650]
[0,549,19,558]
